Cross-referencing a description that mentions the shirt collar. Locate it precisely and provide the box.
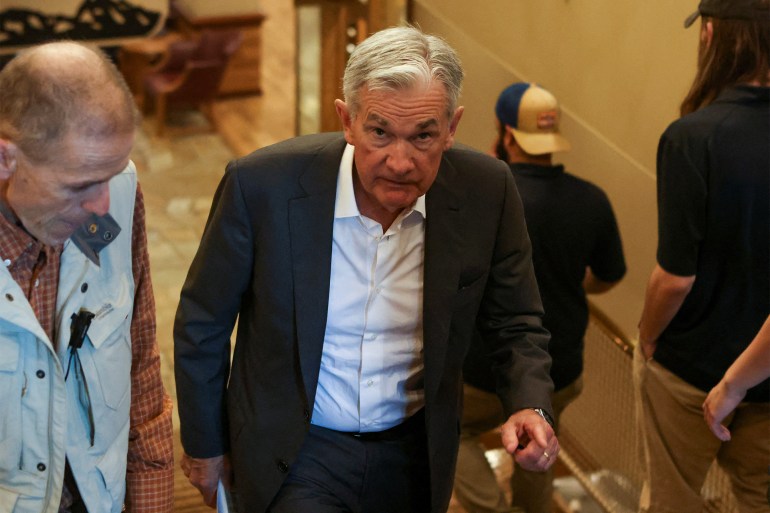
[510,162,565,178]
[714,84,770,105]
[70,213,121,266]
[0,208,44,270]
[0,206,120,268]
[334,144,427,220]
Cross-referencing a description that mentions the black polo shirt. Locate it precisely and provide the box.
[464,163,626,392]
[654,86,770,403]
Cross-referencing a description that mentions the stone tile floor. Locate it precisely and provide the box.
[128,0,297,507]
[131,116,235,511]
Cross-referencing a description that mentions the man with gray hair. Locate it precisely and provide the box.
[175,25,557,513]
[0,42,174,512]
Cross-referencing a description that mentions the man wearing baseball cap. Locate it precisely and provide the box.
[454,83,626,513]
[636,1,770,512]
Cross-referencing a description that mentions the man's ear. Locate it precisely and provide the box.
[504,129,527,160]
[443,106,465,150]
[0,139,18,179]
[335,99,354,145]
[503,128,515,148]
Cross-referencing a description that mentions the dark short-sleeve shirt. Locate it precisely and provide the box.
[464,163,626,392]
[654,86,770,403]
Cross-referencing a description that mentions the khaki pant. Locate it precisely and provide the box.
[453,380,582,513]
[633,345,770,513]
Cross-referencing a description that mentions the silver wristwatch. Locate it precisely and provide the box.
[531,408,554,428]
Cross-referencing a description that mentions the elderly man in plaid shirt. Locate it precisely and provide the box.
[0,42,173,512]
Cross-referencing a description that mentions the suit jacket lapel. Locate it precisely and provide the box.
[423,155,464,402]
[289,137,346,407]
[289,141,466,407]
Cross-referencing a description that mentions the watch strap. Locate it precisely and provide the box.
[531,407,554,428]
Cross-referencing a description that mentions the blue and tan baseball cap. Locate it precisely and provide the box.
[495,82,571,155]
[684,0,770,27]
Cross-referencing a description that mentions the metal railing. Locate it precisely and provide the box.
[557,306,740,513]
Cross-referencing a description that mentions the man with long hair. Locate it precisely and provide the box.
[636,1,770,511]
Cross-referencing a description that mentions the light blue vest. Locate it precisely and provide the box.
[0,163,137,513]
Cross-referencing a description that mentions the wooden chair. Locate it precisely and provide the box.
[142,29,243,136]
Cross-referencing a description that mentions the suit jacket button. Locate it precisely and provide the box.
[303,409,310,421]
[277,460,289,473]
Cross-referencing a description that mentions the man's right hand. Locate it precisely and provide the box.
[180,452,231,508]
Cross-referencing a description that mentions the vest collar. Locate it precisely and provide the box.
[70,214,122,266]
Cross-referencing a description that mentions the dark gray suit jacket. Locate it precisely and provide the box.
[174,133,553,512]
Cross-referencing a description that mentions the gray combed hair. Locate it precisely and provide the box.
[342,25,464,118]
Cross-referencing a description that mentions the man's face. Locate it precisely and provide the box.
[336,82,463,221]
[2,129,134,245]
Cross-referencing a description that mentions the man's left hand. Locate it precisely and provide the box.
[180,452,231,508]
[501,409,559,472]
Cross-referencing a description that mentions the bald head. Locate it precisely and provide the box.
[0,41,138,165]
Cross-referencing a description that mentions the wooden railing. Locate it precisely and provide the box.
[557,305,740,513]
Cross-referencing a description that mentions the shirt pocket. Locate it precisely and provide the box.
[76,269,134,413]
[454,271,487,310]
[96,440,128,508]
[85,310,132,412]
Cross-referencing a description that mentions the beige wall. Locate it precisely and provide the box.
[413,0,701,338]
